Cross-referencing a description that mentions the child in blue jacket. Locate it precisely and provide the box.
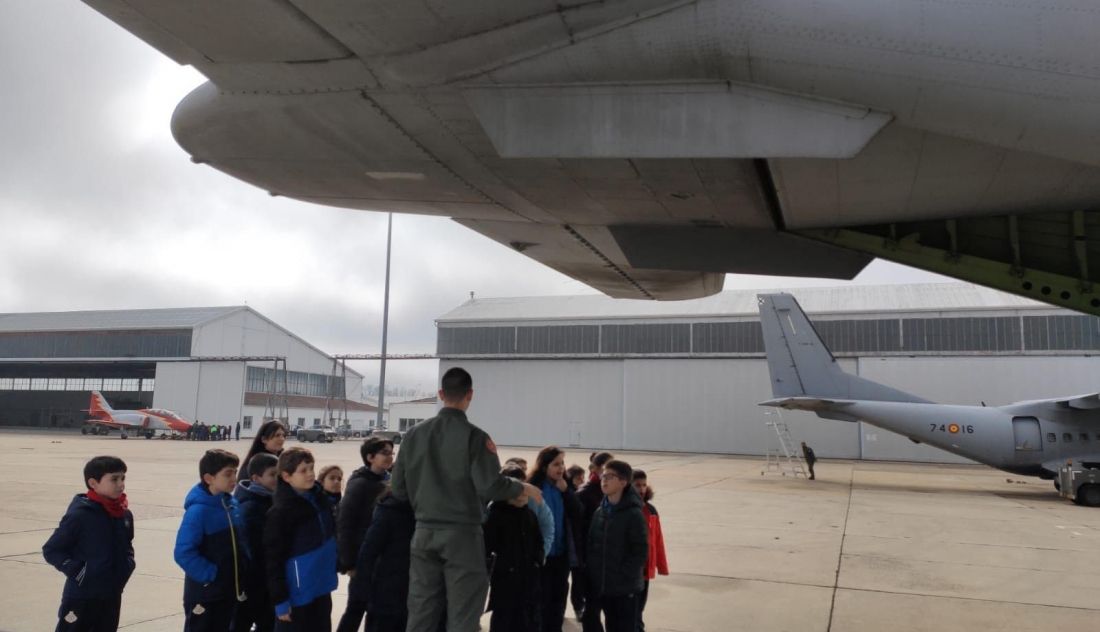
[43,455,135,632]
[174,449,247,632]
[263,447,338,632]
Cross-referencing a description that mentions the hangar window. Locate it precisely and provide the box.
[437,326,516,355]
[601,323,690,354]
[692,322,764,353]
[902,317,1022,352]
[297,417,305,427]
[1063,433,1074,442]
[1047,433,1057,443]
[30,378,47,390]
[142,379,155,391]
[1023,315,1100,351]
[47,378,65,390]
[242,416,252,430]
[815,319,902,353]
[120,378,139,391]
[0,378,12,390]
[102,378,122,391]
[517,325,599,354]
[64,379,84,391]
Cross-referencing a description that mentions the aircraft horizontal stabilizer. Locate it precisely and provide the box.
[760,397,853,410]
[1059,393,1100,410]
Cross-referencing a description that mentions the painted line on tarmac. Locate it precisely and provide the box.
[826,467,855,632]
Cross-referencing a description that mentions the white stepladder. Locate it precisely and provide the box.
[761,411,808,478]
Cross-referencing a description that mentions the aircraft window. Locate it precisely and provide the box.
[1063,433,1073,443]
[1081,433,1090,442]
[1047,433,1057,443]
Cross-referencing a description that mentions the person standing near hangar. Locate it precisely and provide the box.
[392,367,543,632]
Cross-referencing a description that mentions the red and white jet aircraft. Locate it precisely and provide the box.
[82,391,193,439]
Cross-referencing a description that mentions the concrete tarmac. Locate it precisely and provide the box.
[2,431,1099,631]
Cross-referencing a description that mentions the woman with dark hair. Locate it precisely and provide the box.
[238,420,288,481]
[528,446,585,632]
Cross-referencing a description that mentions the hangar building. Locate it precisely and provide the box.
[0,306,379,437]
[437,283,1100,463]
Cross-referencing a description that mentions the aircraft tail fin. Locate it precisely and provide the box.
[86,391,115,419]
[757,294,929,403]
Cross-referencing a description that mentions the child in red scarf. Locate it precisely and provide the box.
[631,470,669,632]
[43,456,135,632]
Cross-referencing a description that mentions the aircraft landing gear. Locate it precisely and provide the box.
[120,432,128,440]
[1075,484,1100,507]
[1054,479,1061,492]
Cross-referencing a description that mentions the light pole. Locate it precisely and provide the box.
[376,213,392,429]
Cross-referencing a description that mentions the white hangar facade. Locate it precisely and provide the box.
[436,284,1100,463]
[0,306,378,436]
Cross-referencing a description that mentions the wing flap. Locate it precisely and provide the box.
[455,219,723,300]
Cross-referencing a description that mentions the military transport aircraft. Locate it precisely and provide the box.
[756,293,1100,503]
[79,1,1099,315]
[83,391,192,439]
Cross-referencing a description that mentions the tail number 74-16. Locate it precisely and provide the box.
[931,423,974,434]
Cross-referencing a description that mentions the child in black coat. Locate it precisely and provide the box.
[356,490,415,632]
[483,465,544,632]
[43,456,135,632]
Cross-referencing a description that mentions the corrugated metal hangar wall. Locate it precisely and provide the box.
[436,285,1100,463]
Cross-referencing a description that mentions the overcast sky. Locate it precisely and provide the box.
[1,2,949,394]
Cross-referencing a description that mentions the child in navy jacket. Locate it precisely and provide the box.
[43,455,135,632]
[264,447,338,632]
[231,453,278,632]
[356,490,415,632]
[174,449,247,632]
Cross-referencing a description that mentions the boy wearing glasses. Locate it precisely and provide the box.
[583,460,648,632]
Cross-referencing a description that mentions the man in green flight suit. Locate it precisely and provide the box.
[392,366,543,632]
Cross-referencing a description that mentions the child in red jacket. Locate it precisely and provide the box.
[631,470,668,632]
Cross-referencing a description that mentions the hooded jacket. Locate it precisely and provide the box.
[336,466,388,572]
[173,483,247,604]
[356,494,415,616]
[264,480,338,617]
[483,500,543,618]
[586,486,648,597]
[42,494,135,600]
[234,480,274,593]
[641,502,669,581]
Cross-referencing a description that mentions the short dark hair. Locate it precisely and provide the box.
[604,459,632,481]
[199,449,240,479]
[278,447,314,476]
[360,436,394,465]
[631,468,647,480]
[632,469,654,501]
[84,456,126,488]
[566,464,585,480]
[591,451,614,468]
[440,367,472,402]
[501,464,526,481]
[248,452,278,478]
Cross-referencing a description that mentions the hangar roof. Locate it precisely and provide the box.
[0,306,244,333]
[438,283,1048,323]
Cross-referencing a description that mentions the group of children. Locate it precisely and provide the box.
[484,450,669,632]
[41,441,667,632]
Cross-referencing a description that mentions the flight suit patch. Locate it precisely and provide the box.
[486,437,497,454]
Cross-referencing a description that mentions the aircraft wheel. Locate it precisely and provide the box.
[99,427,109,435]
[1078,484,1100,507]
[1054,479,1061,492]
[120,432,128,440]
[81,426,88,435]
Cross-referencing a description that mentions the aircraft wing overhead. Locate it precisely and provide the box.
[81,0,1100,309]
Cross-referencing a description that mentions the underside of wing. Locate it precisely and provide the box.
[80,0,1100,310]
